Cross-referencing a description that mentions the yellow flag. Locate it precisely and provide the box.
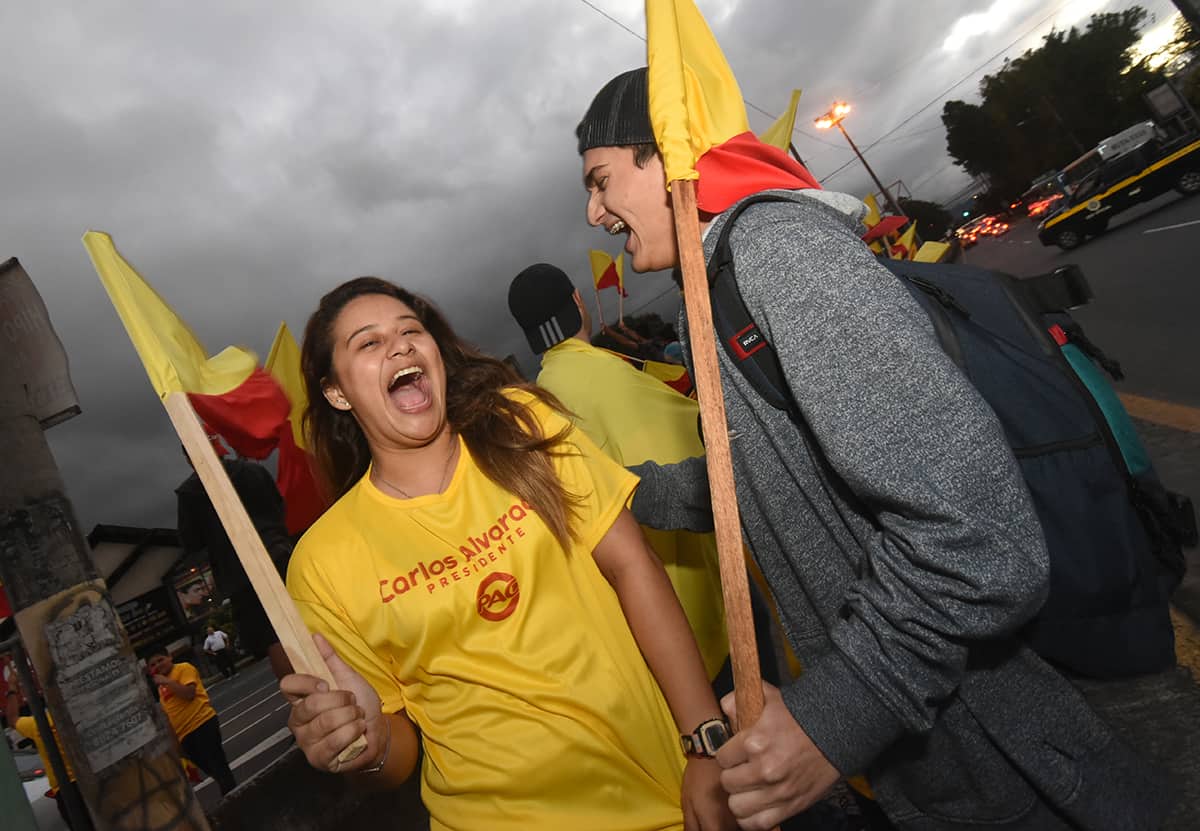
[646,0,750,184]
[615,252,625,294]
[589,249,619,291]
[759,89,801,151]
[892,224,919,260]
[83,231,257,399]
[914,241,951,263]
[265,321,308,449]
[862,193,882,228]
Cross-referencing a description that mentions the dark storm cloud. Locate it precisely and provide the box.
[1,0,1167,531]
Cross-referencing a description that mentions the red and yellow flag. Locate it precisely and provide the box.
[266,323,327,534]
[646,0,749,185]
[589,249,627,297]
[265,322,307,451]
[889,223,919,261]
[642,358,695,397]
[84,232,326,534]
[83,231,259,399]
[645,0,820,213]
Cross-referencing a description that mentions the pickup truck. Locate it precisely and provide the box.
[1037,135,1200,250]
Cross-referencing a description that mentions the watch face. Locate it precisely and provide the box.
[701,721,731,753]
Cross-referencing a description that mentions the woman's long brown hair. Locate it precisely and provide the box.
[300,277,582,550]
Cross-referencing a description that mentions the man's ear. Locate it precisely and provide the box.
[322,382,352,411]
[572,290,586,314]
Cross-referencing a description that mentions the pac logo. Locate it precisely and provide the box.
[476,572,520,621]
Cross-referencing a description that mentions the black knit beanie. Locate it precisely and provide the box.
[576,68,655,155]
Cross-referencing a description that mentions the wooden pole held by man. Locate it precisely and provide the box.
[668,182,767,730]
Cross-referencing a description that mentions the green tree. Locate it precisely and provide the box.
[942,8,1160,200]
[898,198,953,239]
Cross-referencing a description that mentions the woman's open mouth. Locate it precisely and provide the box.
[387,366,431,413]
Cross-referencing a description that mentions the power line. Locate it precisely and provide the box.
[819,0,1079,185]
[909,159,960,192]
[874,122,946,144]
[575,0,644,41]
[571,0,845,150]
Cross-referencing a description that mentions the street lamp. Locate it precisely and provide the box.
[814,101,905,218]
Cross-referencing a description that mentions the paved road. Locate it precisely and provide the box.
[21,656,291,827]
[194,657,292,814]
[962,191,1200,408]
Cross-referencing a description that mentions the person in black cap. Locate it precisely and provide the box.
[574,68,1171,830]
[508,263,731,687]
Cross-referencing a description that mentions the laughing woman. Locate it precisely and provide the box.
[280,277,733,831]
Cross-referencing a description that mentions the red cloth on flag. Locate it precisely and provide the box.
[189,367,328,535]
[861,215,908,243]
[694,131,821,215]
[189,369,291,461]
[275,428,328,535]
[594,262,627,297]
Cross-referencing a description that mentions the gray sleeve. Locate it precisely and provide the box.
[628,457,715,533]
[735,210,1050,772]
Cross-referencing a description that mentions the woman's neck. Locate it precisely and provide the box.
[370,429,459,499]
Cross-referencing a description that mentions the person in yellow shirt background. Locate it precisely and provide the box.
[148,652,236,796]
[6,680,90,830]
[508,262,728,682]
[507,263,793,695]
[280,277,735,831]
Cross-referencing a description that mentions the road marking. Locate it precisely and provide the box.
[195,726,293,792]
[223,702,290,744]
[220,689,285,725]
[1143,218,1200,235]
[1119,393,1200,433]
[213,678,279,713]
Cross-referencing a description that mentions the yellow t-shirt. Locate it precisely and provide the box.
[15,715,74,791]
[157,662,215,740]
[288,395,686,831]
[539,338,728,679]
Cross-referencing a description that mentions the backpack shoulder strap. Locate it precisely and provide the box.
[706,194,800,421]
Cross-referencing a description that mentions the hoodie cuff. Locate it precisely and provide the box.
[629,458,715,533]
[780,649,906,776]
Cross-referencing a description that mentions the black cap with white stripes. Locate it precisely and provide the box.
[507,263,584,355]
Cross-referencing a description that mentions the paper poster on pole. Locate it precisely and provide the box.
[44,602,158,771]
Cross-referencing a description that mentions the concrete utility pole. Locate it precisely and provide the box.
[0,258,209,831]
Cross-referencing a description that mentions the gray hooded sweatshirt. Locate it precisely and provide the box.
[631,190,1169,829]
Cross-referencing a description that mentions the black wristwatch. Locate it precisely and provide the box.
[680,717,732,758]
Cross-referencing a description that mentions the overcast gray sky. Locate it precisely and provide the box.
[0,0,1181,532]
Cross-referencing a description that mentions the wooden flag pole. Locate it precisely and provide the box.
[618,286,625,325]
[669,179,765,729]
[163,392,367,765]
[593,286,607,328]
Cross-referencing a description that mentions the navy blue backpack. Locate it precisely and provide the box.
[707,195,1196,678]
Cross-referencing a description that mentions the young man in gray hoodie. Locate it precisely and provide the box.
[576,67,1172,831]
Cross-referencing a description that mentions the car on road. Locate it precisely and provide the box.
[1038,134,1200,250]
[956,215,1011,247]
